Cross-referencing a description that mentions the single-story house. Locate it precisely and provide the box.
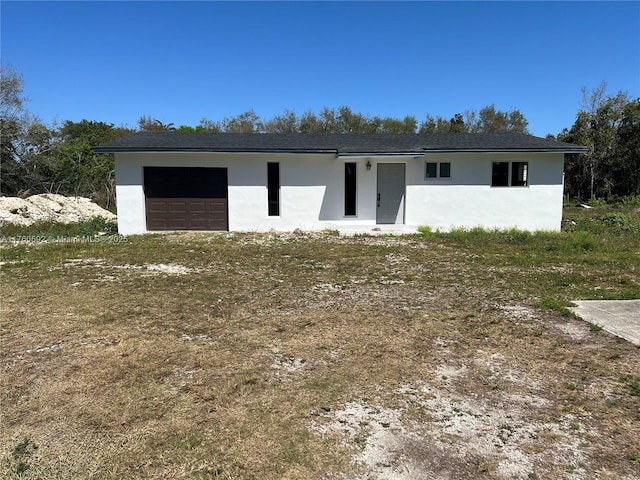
[94,132,587,235]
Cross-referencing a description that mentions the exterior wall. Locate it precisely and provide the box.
[115,152,379,234]
[405,152,565,231]
[114,151,565,234]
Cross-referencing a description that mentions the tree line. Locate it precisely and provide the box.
[557,84,640,200]
[139,104,530,135]
[1,64,638,207]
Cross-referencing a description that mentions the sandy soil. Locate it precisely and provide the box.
[0,194,115,225]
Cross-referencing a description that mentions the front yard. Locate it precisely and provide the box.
[1,204,639,479]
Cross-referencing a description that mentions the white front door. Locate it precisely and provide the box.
[376,163,405,224]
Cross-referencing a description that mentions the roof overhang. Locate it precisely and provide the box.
[421,148,589,154]
[96,148,340,154]
[98,147,588,155]
[336,152,426,159]
[93,132,589,156]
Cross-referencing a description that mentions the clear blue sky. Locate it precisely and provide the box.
[2,1,639,137]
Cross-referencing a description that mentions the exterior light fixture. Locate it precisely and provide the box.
[366,160,372,171]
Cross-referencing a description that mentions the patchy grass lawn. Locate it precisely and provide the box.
[1,204,639,479]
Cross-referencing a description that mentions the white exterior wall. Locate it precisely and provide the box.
[405,152,565,231]
[115,152,378,235]
[114,151,565,234]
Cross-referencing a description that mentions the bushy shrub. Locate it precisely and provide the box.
[571,231,600,251]
[600,212,638,231]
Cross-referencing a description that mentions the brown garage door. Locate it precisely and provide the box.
[143,167,228,231]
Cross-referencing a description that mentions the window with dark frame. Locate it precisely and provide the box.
[426,162,451,179]
[492,161,529,187]
[344,162,357,216]
[491,162,510,187]
[267,162,280,216]
[511,162,528,187]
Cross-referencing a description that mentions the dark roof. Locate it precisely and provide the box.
[94,132,588,154]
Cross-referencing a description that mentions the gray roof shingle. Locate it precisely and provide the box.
[94,132,588,154]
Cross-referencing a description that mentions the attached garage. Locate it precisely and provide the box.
[143,167,228,231]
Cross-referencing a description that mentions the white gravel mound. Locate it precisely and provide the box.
[0,194,116,226]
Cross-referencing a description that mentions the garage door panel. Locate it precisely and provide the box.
[145,198,228,231]
[147,200,169,213]
[144,167,228,230]
[144,167,228,231]
[168,202,187,213]
[188,202,206,213]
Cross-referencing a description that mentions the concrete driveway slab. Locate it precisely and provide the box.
[570,300,640,346]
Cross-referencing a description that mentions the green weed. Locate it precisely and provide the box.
[570,232,600,251]
[621,375,640,396]
[192,466,226,479]
[599,212,639,232]
[417,225,433,236]
[588,323,603,333]
[0,216,117,238]
[11,437,38,475]
[538,298,578,318]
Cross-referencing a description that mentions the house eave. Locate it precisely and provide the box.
[95,148,340,155]
[336,152,426,159]
[96,147,587,156]
[423,148,589,154]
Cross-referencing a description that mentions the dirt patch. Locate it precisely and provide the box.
[55,258,198,283]
[500,304,592,342]
[312,379,593,480]
[0,194,115,225]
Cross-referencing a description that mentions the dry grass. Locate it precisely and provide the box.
[1,206,640,479]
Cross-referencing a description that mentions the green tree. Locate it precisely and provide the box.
[37,120,133,207]
[419,114,445,133]
[20,121,59,193]
[0,66,64,196]
[197,118,223,133]
[419,114,466,133]
[0,117,24,194]
[468,104,529,134]
[559,83,631,199]
[1,64,31,195]
[449,113,467,133]
[138,115,175,131]
[318,107,339,133]
[378,115,418,133]
[336,106,366,133]
[613,98,640,195]
[222,110,264,133]
[299,110,324,133]
[264,109,299,133]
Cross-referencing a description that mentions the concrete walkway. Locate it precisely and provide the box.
[570,300,640,346]
[335,225,420,236]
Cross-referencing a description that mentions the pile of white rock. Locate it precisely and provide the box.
[0,194,116,225]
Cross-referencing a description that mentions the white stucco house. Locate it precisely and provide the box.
[94,132,587,235]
